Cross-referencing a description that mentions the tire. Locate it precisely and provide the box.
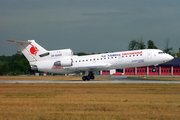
[90,76,95,80]
[86,76,90,81]
[82,76,86,81]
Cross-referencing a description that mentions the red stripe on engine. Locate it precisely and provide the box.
[52,67,63,69]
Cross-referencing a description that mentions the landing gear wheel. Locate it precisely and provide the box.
[82,76,86,81]
[86,76,90,81]
[90,76,95,80]
[82,71,95,81]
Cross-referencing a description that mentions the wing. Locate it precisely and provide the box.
[64,63,112,71]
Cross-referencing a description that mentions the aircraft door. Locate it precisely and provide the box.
[118,56,122,62]
[147,52,152,59]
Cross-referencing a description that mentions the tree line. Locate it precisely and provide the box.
[0,39,177,75]
[0,54,34,75]
[128,39,175,55]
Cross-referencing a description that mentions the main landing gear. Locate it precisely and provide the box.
[82,71,95,81]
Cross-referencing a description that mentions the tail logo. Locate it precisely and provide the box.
[30,44,39,56]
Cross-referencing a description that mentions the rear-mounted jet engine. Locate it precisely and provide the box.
[54,58,73,67]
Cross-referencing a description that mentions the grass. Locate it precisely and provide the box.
[0,83,180,120]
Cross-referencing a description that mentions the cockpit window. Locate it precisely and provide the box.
[158,52,165,54]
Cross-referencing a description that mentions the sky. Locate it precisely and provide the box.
[1,0,180,56]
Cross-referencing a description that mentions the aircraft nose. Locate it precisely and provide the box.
[167,54,174,61]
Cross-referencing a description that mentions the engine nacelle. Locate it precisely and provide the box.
[31,65,38,70]
[60,49,73,56]
[54,58,73,67]
[52,49,73,57]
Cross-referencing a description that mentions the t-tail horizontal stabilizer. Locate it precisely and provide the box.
[7,40,48,62]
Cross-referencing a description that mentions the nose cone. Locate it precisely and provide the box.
[166,54,174,62]
[168,54,174,60]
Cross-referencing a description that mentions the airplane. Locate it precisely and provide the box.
[8,39,174,81]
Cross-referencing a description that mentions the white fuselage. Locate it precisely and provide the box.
[31,49,173,74]
[8,40,174,80]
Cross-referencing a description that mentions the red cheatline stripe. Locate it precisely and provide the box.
[52,67,63,69]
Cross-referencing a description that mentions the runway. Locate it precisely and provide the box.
[0,76,180,84]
